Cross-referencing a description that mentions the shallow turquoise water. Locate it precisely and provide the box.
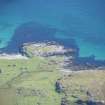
[0,0,105,60]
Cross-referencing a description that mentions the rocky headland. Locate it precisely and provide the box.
[21,41,105,72]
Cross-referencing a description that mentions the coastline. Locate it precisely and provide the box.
[0,41,105,70]
[0,53,28,59]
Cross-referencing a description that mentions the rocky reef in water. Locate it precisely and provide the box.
[0,21,56,53]
[0,21,78,54]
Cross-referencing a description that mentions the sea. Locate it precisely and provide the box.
[0,0,105,60]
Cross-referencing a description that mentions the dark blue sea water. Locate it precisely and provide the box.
[0,0,105,60]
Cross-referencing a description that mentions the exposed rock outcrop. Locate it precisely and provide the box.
[22,41,77,58]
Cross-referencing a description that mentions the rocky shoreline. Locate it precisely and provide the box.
[0,41,105,71]
[21,41,105,71]
[21,41,78,57]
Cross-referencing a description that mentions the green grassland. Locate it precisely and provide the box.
[0,44,105,105]
[0,56,62,105]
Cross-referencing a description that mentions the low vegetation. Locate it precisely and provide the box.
[0,43,105,105]
[0,56,62,105]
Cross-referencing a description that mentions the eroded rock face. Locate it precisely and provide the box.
[55,79,64,93]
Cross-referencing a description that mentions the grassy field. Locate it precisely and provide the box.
[0,43,105,105]
[0,56,62,105]
[60,70,105,104]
